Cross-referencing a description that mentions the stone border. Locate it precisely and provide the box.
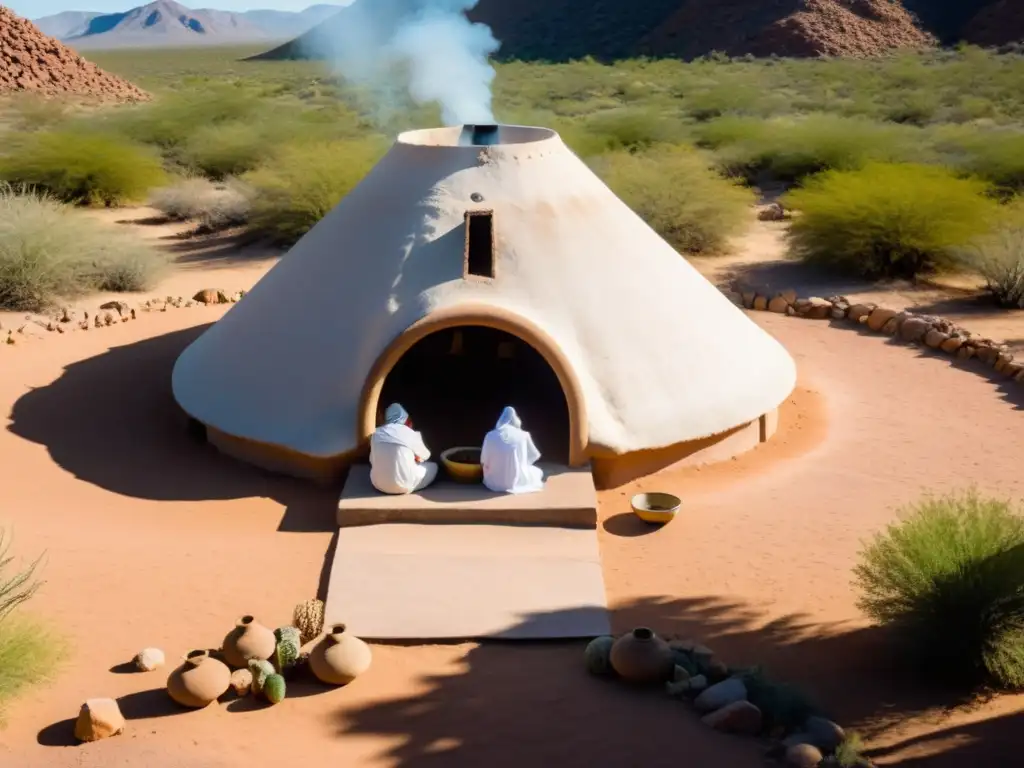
[721,285,1024,384]
[2,289,246,346]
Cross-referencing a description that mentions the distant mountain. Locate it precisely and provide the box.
[38,2,346,50]
[32,10,103,39]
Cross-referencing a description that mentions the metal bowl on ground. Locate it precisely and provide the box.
[440,446,483,483]
[630,492,681,525]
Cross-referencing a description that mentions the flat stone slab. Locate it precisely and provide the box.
[325,522,611,640]
[336,463,598,528]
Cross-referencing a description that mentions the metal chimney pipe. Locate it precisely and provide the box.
[460,124,500,146]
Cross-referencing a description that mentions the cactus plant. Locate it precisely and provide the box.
[248,658,275,696]
[263,673,286,704]
[293,599,325,645]
[273,626,301,673]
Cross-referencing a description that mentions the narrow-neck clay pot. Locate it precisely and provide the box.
[308,624,372,686]
[609,627,674,684]
[167,650,232,708]
[221,615,277,669]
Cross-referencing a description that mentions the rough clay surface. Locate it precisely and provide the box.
[0,7,148,101]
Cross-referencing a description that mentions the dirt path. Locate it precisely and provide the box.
[0,295,1022,765]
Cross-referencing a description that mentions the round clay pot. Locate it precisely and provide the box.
[166,649,232,708]
[221,615,276,669]
[308,623,372,685]
[609,627,674,684]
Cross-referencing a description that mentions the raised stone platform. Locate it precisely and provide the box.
[336,463,598,528]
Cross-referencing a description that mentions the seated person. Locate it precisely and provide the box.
[481,406,545,494]
[369,403,438,495]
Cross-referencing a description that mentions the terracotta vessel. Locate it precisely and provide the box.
[221,615,276,669]
[308,623,372,685]
[166,650,232,708]
[609,627,674,684]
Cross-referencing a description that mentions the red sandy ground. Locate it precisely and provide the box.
[0,212,1022,766]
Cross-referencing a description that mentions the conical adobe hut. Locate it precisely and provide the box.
[172,124,796,485]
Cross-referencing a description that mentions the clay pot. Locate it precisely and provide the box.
[609,627,674,684]
[221,615,276,669]
[308,623,372,685]
[166,650,232,708]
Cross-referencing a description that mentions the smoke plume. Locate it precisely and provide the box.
[318,0,499,126]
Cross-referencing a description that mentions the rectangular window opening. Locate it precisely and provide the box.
[465,211,495,279]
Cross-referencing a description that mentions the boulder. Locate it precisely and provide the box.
[74,698,125,742]
[192,289,220,305]
[753,296,769,311]
[785,743,824,767]
[881,317,901,335]
[975,345,1000,365]
[866,308,898,331]
[898,317,932,343]
[694,676,747,712]
[768,296,790,314]
[741,291,756,309]
[758,203,786,221]
[802,715,846,752]
[1006,362,1024,378]
[847,303,875,323]
[701,700,762,735]
[99,300,130,316]
[230,668,253,697]
[957,345,976,361]
[923,329,948,349]
[778,289,798,304]
[801,297,832,319]
[940,336,964,354]
[688,673,708,692]
[134,647,165,672]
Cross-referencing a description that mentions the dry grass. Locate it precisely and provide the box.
[149,177,252,230]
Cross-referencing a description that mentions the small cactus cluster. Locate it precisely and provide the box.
[245,658,287,705]
[273,626,301,675]
[293,599,325,645]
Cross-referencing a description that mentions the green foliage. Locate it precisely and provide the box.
[263,673,286,704]
[957,204,1024,308]
[244,139,386,245]
[248,658,274,696]
[0,530,42,622]
[589,145,753,254]
[0,131,166,206]
[784,163,1000,279]
[834,732,867,767]
[0,185,168,311]
[853,489,1024,690]
[105,89,260,151]
[178,121,275,179]
[955,133,1024,192]
[273,626,300,673]
[695,115,925,182]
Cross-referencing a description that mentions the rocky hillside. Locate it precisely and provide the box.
[0,6,149,101]
[254,0,1020,63]
[963,1,1024,48]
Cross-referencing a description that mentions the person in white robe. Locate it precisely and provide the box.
[369,403,438,494]
[481,406,545,494]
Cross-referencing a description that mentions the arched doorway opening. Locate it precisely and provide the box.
[376,325,572,465]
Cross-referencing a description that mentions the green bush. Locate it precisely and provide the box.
[853,490,1024,690]
[106,89,260,151]
[244,139,386,245]
[957,204,1024,308]
[0,185,168,311]
[0,530,64,722]
[149,177,251,230]
[0,132,167,206]
[784,163,1000,279]
[178,121,275,179]
[957,133,1024,192]
[695,115,925,182]
[589,145,753,254]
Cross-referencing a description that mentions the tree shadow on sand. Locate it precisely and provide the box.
[334,596,1013,768]
[5,324,340,534]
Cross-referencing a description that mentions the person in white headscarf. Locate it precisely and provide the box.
[481,406,545,494]
[369,403,438,494]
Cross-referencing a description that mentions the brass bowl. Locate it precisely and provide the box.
[440,446,483,483]
[630,492,681,525]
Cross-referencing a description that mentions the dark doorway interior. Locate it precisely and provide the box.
[377,326,570,465]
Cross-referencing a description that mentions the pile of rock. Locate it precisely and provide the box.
[2,289,246,346]
[0,7,148,101]
[585,628,873,767]
[728,287,1024,385]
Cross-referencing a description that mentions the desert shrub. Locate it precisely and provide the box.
[784,163,1000,278]
[576,108,688,153]
[589,145,753,254]
[106,89,260,151]
[696,115,924,182]
[957,206,1024,308]
[244,139,386,245]
[149,178,251,230]
[0,530,64,722]
[853,490,1024,690]
[956,133,1024,192]
[0,185,168,311]
[734,667,818,733]
[0,131,166,206]
[178,121,273,179]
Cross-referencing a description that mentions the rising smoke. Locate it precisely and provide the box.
[315,0,499,127]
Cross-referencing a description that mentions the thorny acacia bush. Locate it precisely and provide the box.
[149,177,252,230]
[589,145,753,254]
[784,163,1001,279]
[958,203,1024,308]
[853,490,1024,690]
[0,185,168,311]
